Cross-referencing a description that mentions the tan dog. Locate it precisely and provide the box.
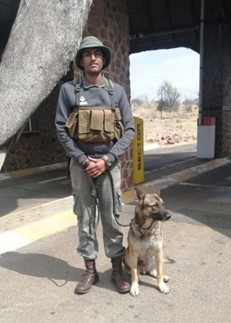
[123,187,172,297]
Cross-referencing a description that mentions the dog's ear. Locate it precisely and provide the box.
[153,187,160,196]
[134,187,144,201]
[156,189,160,196]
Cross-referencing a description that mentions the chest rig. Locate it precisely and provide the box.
[65,76,124,143]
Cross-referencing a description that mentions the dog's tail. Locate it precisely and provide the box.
[163,257,175,264]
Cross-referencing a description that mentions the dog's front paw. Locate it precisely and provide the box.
[163,275,169,282]
[158,282,169,294]
[130,282,140,297]
[149,270,169,283]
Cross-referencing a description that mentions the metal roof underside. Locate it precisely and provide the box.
[126,0,231,54]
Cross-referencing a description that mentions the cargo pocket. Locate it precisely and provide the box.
[73,193,82,218]
[114,189,122,216]
[78,110,91,141]
[104,109,115,134]
[114,108,124,141]
[65,111,78,139]
[90,110,104,132]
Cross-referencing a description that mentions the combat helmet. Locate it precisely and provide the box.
[75,36,111,70]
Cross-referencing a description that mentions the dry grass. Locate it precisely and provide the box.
[132,104,198,145]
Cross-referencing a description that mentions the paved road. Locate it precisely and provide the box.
[144,142,197,172]
[0,152,230,323]
[0,143,198,217]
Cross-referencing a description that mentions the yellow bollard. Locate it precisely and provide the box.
[132,116,144,184]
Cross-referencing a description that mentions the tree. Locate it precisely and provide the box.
[157,81,181,112]
[0,0,93,148]
[182,95,199,112]
[131,97,143,106]
[131,94,154,107]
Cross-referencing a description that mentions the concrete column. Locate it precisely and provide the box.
[222,26,231,156]
[203,23,231,157]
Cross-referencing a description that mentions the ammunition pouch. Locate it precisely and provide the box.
[65,106,124,143]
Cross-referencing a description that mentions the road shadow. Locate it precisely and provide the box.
[0,167,71,216]
[0,251,127,292]
[0,251,79,284]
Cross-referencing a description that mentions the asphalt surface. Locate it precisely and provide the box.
[0,143,230,323]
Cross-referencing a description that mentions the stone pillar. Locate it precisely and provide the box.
[222,26,231,156]
[83,0,133,190]
[203,23,231,157]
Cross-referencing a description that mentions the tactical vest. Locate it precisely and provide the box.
[65,77,124,143]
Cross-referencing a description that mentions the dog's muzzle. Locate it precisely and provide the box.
[152,211,171,222]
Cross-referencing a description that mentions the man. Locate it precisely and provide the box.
[55,36,135,294]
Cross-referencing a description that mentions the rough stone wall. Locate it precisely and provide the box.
[2,0,133,191]
[222,26,231,156]
[82,0,133,190]
[202,24,231,157]
[83,0,130,96]
[2,85,67,171]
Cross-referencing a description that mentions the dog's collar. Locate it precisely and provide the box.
[131,220,155,239]
[139,220,155,231]
[139,220,155,238]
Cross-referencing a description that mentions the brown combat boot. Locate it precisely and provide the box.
[74,259,99,294]
[111,256,130,293]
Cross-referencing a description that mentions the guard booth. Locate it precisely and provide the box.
[132,116,144,184]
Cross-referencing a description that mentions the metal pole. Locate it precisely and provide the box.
[198,0,205,125]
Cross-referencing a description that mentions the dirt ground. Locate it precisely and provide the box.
[132,104,198,145]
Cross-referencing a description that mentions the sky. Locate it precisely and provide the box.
[129,47,200,102]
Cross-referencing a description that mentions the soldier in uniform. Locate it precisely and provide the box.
[55,36,134,294]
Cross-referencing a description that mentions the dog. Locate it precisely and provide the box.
[123,187,172,297]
